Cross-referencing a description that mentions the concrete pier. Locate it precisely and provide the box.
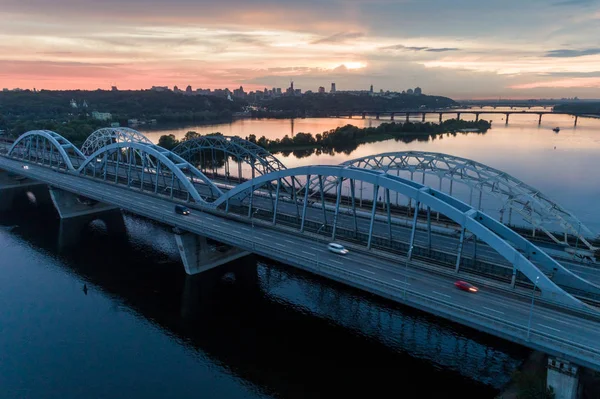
[0,170,48,211]
[547,357,580,399]
[49,187,125,249]
[174,229,250,275]
[48,187,119,220]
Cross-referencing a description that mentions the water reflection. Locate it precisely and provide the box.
[0,205,528,399]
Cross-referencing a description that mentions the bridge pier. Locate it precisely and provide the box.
[574,115,578,127]
[406,113,410,122]
[505,113,510,124]
[49,187,119,220]
[456,112,460,120]
[375,113,380,120]
[539,114,543,125]
[362,112,366,119]
[439,113,443,123]
[547,357,580,399]
[174,229,250,275]
[421,113,426,122]
[390,113,394,121]
[0,170,48,211]
[475,113,479,122]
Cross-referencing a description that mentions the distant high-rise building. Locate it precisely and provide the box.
[407,88,414,95]
[111,86,118,91]
[331,83,336,93]
[186,85,193,94]
[318,86,325,94]
[370,85,373,93]
[414,87,422,95]
[151,86,169,92]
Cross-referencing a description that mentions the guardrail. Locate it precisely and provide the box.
[3,157,600,370]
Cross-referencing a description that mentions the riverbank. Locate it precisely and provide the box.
[496,351,549,399]
[247,119,491,155]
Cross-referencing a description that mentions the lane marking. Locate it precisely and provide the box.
[284,240,296,244]
[537,315,573,326]
[392,278,410,286]
[537,323,561,332]
[360,269,375,274]
[239,227,251,232]
[301,251,314,256]
[482,306,504,315]
[432,291,451,298]
[275,243,286,247]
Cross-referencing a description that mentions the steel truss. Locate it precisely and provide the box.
[172,135,300,194]
[310,151,596,251]
[214,165,600,310]
[8,130,86,170]
[80,127,153,156]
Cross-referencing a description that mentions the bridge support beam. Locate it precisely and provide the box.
[174,229,250,275]
[574,115,578,127]
[539,114,543,125]
[0,170,48,211]
[546,357,580,399]
[49,187,119,220]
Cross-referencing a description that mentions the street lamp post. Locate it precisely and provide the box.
[404,245,413,299]
[251,209,259,251]
[526,276,540,339]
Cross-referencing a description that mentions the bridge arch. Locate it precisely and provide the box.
[312,151,595,251]
[81,127,152,156]
[172,135,300,192]
[8,130,86,171]
[77,142,223,204]
[214,165,599,310]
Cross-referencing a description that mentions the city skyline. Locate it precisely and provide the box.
[1,0,600,99]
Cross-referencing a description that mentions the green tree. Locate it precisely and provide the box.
[158,134,179,150]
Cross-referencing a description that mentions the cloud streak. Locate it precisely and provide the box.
[545,48,600,57]
[0,0,599,98]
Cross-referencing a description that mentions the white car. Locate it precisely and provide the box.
[327,243,348,255]
[22,165,29,170]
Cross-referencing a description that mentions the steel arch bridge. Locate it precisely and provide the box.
[7,130,222,204]
[213,165,600,310]
[8,130,87,171]
[309,151,596,251]
[80,127,153,156]
[172,135,301,194]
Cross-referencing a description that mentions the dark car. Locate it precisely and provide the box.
[175,205,191,215]
[454,280,478,293]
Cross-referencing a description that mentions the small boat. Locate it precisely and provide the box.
[552,127,560,133]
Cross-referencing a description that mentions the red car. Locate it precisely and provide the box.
[454,280,478,293]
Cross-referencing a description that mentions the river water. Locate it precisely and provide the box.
[2,108,598,398]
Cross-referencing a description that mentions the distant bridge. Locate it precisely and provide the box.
[330,109,599,126]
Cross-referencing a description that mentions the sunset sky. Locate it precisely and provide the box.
[1,0,599,98]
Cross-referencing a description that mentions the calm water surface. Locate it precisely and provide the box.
[1,204,527,398]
